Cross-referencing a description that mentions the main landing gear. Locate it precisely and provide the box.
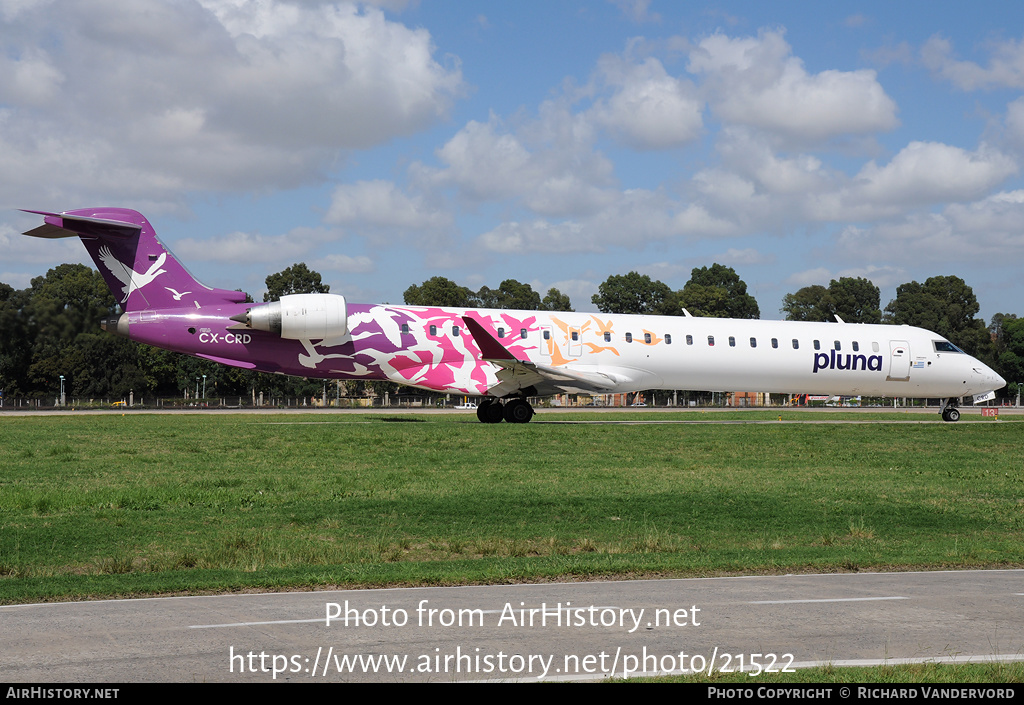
[476,398,535,424]
[939,398,961,423]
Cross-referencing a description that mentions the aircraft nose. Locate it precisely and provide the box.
[974,363,1006,391]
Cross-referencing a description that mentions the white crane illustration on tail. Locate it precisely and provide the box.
[98,246,167,303]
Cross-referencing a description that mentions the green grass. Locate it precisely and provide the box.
[1,411,1022,603]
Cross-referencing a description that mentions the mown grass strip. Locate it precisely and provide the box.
[1,412,1021,603]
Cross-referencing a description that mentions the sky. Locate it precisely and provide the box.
[2,0,1023,322]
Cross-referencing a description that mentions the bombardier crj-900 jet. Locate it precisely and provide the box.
[23,208,1005,423]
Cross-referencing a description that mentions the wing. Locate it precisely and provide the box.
[461,315,618,397]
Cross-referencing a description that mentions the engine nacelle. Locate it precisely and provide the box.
[243,293,348,340]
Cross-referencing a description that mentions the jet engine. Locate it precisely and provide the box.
[235,293,348,340]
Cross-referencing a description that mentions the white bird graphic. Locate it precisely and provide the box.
[165,287,192,301]
[98,246,167,303]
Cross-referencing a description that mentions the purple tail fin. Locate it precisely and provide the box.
[22,208,247,311]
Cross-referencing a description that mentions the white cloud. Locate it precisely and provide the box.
[1005,97,1024,152]
[849,141,1017,208]
[715,129,829,195]
[793,141,1017,223]
[922,34,1024,91]
[321,253,375,274]
[421,109,618,218]
[477,220,591,254]
[836,190,1024,265]
[174,226,335,265]
[429,118,537,202]
[688,29,899,144]
[0,48,64,106]
[784,267,833,288]
[474,186,741,256]
[588,55,703,150]
[0,0,463,207]
[326,180,452,231]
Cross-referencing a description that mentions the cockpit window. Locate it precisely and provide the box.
[933,341,964,353]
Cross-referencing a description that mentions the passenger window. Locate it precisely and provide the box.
[750,337,756,348]
[604,332,611,342]
[665,334,672,345]
[453,326,460,337]
[571,331,579,341]
[771,338,778,349]
[543,330,550,340]
[429,324,437,336]
[686,335,693,345]
[834,340,840,350]
[813,340,821,351]
[792,339,799,350]
[708,336,715,346]
[644,333,652,344]
[729,336,736,347]
[872,342,879,352]
[626,332,633,343]
[401,323,410,334]
[520,328,528,339]
[852,341,859,352]
[497,327,505,338]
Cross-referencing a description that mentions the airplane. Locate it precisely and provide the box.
[22,207,1006,423]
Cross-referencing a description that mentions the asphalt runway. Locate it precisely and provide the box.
[3,570,1022,682]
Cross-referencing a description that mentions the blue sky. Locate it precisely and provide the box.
[2,0,1023,322]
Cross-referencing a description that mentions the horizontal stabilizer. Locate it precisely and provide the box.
[21,210,141,240]
[23,223,77,239]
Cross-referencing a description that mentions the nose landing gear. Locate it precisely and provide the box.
[939,399,960,423]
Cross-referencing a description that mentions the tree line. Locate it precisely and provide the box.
[1,261,1020,402]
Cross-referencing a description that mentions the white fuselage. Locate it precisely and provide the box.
[451,309,1004,399]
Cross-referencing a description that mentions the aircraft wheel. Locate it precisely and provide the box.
[479,401,504,424]
[503,399,534,424]
[944,407,960,423]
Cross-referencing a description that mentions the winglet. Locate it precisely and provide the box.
[462,316,517,361]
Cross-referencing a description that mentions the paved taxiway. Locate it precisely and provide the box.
[3,570,1022,682]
